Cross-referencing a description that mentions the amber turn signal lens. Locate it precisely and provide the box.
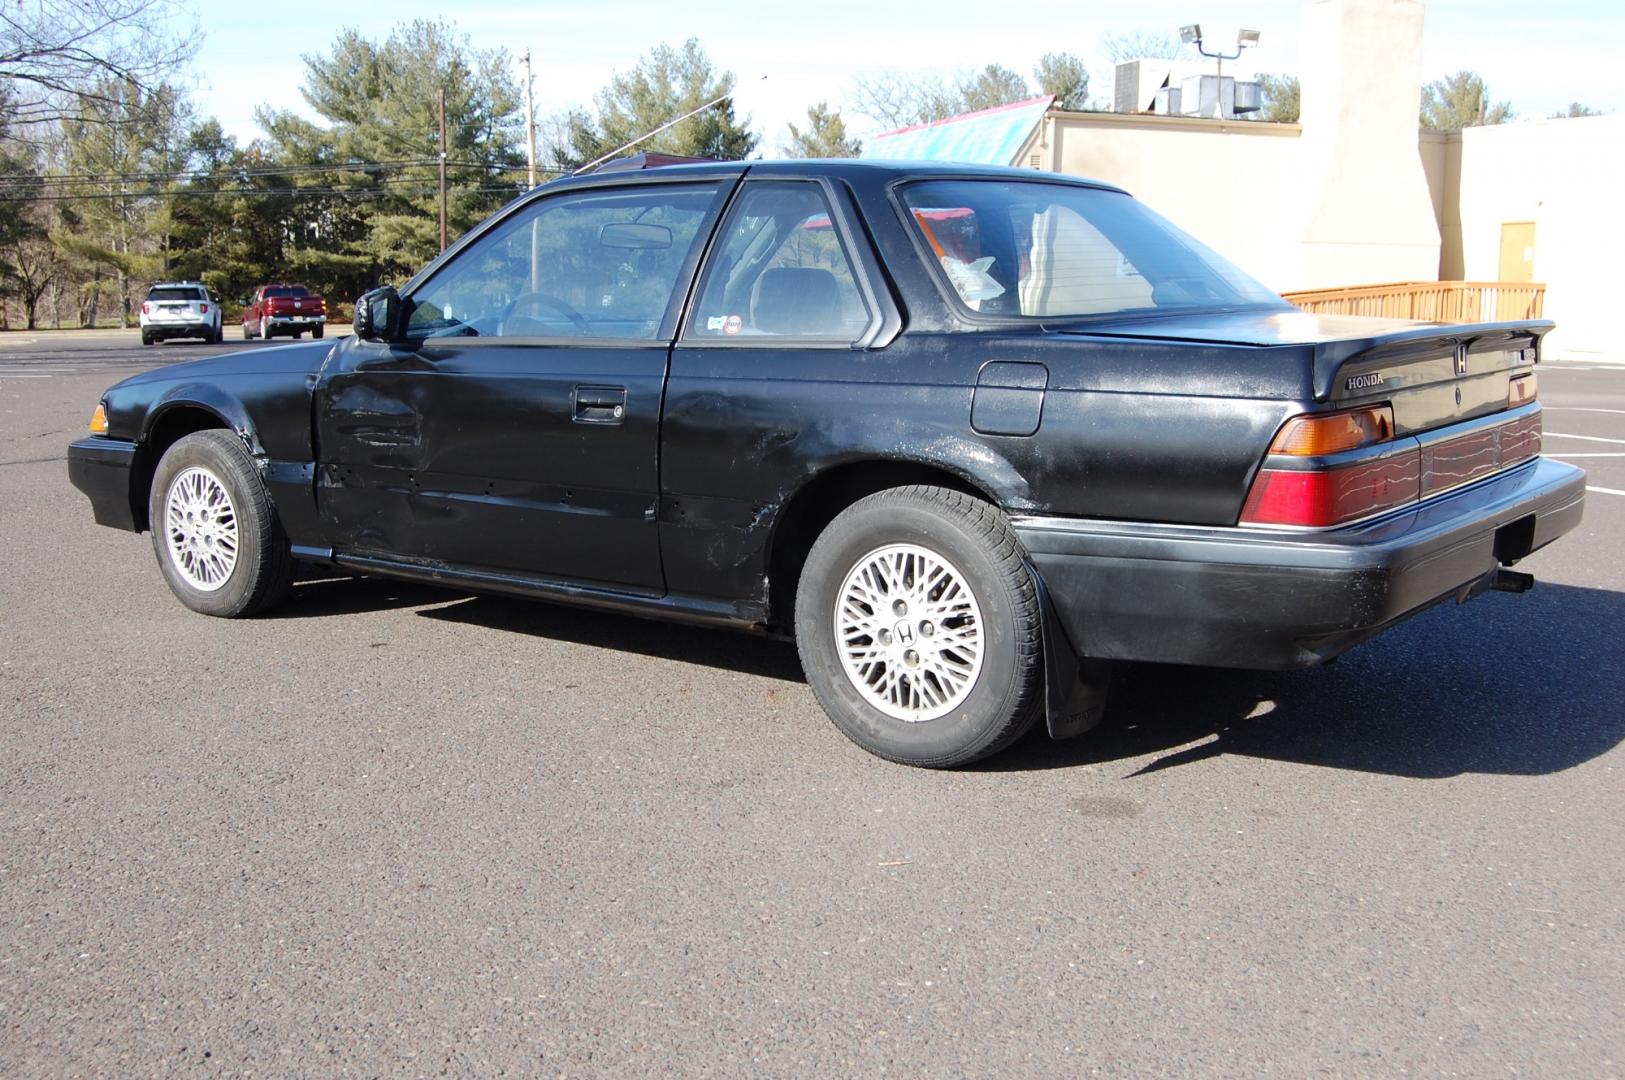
[1508,372,1537,407]
[88,403,108,435]
[1267,405,1394,456]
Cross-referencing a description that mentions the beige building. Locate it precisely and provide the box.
[872,0,1616,358]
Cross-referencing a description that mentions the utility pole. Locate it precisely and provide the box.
[525,50,542,291]
[523,50,537,188]
[438,87,448,252]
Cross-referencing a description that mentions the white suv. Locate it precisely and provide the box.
[139,282,223,345]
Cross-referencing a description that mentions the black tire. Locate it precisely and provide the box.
[147,430,294,618]
[794,485,1042,767]
[141,330,153,346]
[292,330,302,339]
[312,324,324,339]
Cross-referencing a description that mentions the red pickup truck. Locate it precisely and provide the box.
[242,283,327,341]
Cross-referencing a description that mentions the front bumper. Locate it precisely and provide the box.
[67,437,140,531]
[1017,457,1586,670]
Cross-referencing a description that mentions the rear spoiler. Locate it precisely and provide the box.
[1311,320,1553,400]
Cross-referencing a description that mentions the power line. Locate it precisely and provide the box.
[0,157,536,186]
[0,182,532,203]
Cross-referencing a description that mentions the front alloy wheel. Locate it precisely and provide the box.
[148,430,293,617]
[163,465,239,590]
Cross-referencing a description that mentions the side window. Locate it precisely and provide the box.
[686,181,871,342]
[406,182,722,342]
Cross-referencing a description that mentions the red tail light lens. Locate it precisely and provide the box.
[1240,454,1422,527]
[141,302,149,315]
[201,303,209,313]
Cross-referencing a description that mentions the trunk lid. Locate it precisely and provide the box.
[1057,309,1550,436]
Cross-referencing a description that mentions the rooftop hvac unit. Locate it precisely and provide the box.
[1233,81,1263,114]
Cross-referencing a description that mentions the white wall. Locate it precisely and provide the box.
[1035,113,1305,290]
[1453,113,1625,360]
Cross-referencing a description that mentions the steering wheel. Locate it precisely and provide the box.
[501,291,590,335]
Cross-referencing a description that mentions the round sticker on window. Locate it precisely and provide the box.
[723,314,743,336]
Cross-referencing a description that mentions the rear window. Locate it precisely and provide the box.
[146,286,204,302]
[265,286,309,298]
[898,180,1284,320]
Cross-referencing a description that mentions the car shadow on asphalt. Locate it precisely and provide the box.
[983,582,1625,779]
[416,593,807,683]
[279,575,1624,779]
[275,574,463,618]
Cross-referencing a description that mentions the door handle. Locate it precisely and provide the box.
[573,385,627,425]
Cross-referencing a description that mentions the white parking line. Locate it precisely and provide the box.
[1546,432,1625,445]
[1546,407,1625,415]
[1587,485,1625,496]
[1546,452,1625,458]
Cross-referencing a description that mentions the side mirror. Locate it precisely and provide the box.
[353,286,402,341]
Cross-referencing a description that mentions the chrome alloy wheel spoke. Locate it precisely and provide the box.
[833,542,985,723]
[164,466,240,592]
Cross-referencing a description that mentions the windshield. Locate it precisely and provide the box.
[898,180,1286,320]
[265,286,309,298]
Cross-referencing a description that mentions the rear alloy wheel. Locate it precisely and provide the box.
[795,485,1042,767]
[149,430,293,617]
[259,317,271,340]
[241,321,251,340]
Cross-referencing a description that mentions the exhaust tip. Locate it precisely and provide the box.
[1492,569,1536,594]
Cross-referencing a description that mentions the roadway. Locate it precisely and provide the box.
[2,331,1622,1075]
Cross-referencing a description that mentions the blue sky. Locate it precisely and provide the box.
[188,1,1623,154]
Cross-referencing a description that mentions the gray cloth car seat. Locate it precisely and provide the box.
[751,267,842,336]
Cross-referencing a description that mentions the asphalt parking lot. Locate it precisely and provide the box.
[3,331,1622,1076]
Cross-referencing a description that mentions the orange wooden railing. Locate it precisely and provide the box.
[1280,281,1546,323]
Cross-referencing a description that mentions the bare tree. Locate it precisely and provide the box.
[1101,31,1187,64]
[0,0,195,130]
[849,70,961,128]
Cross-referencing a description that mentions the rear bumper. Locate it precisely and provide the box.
[144,321,213,335]
[1017,457,1586,670]
[266,314,325,326]
[67,437,140,531]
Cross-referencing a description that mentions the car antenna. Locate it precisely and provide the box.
[572,76,766,175]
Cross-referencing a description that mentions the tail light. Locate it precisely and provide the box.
[1240,404,1419,528]
[140,302,149,315]
[320,298,328,313]
[201,303,209,313]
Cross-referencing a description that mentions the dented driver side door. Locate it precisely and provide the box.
[312,176,734,593]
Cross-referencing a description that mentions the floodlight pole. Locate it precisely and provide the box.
[1185,30,1258,118]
